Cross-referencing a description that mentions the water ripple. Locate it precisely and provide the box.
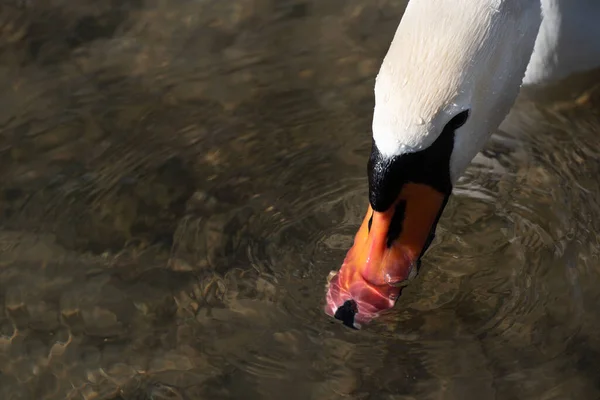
[1,1,600,399]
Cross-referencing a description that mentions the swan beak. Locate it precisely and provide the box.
[324,183,447,328]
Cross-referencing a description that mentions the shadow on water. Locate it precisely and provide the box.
[1,1,600,399]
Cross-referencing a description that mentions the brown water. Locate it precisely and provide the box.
[1,1,600,399]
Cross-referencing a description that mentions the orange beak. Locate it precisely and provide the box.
[324,182,447,328]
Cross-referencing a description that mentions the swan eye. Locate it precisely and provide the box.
[446,110,470,131]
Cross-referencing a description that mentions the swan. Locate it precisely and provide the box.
[324,0,600,329]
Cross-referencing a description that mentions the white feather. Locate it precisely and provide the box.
[525,0,600,84]
[372,0,600,184]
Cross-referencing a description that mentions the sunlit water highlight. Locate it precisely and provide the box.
[0,1,600,399]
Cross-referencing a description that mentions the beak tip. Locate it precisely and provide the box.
[324,270,383,330]
[333,300,359,329]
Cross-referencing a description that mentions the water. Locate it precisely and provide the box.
[1,1,600,399]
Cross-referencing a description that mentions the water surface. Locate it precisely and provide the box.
[1,1,600,399]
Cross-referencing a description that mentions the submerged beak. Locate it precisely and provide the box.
[325,182,448,328]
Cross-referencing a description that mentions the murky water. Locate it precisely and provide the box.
[1,1,600,399]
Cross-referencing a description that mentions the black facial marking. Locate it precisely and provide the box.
[417,193,450,260]
[448,109,469,130]
[368,110,469,212]
[386,200,406,248]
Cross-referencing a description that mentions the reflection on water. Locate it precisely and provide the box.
[1,0,600,399]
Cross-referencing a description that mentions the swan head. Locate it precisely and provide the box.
[325,0,542,328]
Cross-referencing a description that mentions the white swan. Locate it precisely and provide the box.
[325,0,600,328]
